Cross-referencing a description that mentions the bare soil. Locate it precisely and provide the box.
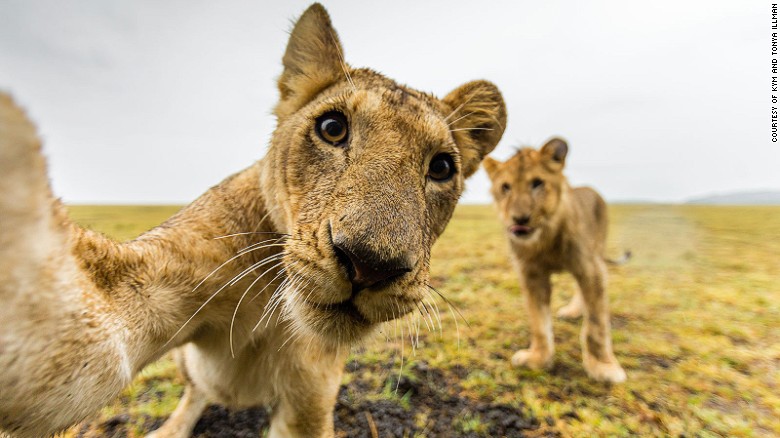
[76,360,543,437]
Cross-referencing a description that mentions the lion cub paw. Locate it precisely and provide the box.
[556,303,583,319]
[510,349,553,370]
[584,359,626,383]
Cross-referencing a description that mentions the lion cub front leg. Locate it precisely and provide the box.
[574,260,626,383]
[512,269,554,370]
[268,364,343,438]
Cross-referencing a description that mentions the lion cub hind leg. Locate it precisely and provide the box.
[146,350,209,438]
[512,270,555,370]
[574,260,626,383]
[556,284,584,319]
[146,382,209,438]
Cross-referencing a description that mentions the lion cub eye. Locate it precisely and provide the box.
[428,153,456,182]
[501,182,511,194]
[531,178,544,189]
[315,111,349,146]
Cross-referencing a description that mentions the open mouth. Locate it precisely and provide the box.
[508,224,535,237]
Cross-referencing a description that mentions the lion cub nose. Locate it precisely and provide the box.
[332,239,414,292]
[513,215,531,226]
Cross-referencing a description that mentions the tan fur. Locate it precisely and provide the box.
[484,138,626,383]
[0,4,506,437]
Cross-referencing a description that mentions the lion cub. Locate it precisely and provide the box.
[0,4,506,437]
[484,138,626,383]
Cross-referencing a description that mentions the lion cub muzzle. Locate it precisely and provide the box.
[328,181,421,294]
[509,214,535,237]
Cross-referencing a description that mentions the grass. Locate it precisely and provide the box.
[64,204,779,437]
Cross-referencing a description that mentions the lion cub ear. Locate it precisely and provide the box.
[540,137,568,170]
[482,157,501,180]
[443,80,507,178]
[275,3,347,119]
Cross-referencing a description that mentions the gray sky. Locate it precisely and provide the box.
[0,0,774,204]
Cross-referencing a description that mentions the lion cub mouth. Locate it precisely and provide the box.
[306,298,369,325]
[509,224,535,237]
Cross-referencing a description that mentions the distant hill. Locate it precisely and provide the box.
[687,191,780,205]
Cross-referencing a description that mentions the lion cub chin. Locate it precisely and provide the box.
[484,138,626,383]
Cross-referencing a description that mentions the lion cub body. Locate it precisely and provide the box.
[484,139,626,383]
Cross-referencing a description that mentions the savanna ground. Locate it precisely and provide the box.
[63,204,779,437]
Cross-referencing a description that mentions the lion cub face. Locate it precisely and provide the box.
[261,5,506,345]
[483,138,569,244]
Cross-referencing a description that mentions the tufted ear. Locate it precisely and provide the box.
[443,80,507,178]
[482,156,501,180]
[274,3,348,119]
[540,137,568,170]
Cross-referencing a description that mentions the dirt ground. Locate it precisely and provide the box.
[75,358,545,438]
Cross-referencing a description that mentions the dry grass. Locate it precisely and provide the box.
[64,204,779,437]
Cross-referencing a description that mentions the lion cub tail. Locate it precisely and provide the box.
[0,92,70,288]
[604,250,632,266]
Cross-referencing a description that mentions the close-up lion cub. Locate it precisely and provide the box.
[0,3,506,437]
[484,138,626,383]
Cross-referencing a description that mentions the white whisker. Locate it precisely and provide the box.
[427,285,464,350]
[229,260,285,358]
[248,266,286,303]
[443,92,476,121]
[234,237,285,254]
[423,289,443,335]
[253,271,292,331]
[421,299,438,335]
[396,315,404,393]
[236,242,287,258]
[414,312,421,350]
[212,231,289,240]
[427,284,469,328]
[447,110,476,126]
[188,249,256,295]
[328,28,356,93]
[163,240,287,349]
[449,127,494,133]
[405,312,416,354]
[228,253,284,287]
[450,304,461,350]
[415,302,432,333]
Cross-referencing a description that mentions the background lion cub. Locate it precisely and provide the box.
[484,138,626,383]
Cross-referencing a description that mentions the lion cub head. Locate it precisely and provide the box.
[260,4,506,345]
[483,138,569,244]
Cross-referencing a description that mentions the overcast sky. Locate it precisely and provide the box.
[0,0,774,204]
